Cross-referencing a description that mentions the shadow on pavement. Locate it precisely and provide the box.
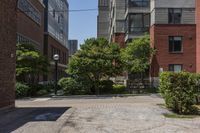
[0,107,70,133]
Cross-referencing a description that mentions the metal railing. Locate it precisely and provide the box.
[129,1,150,8]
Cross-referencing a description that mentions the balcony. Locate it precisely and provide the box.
[128,0,150,8]
[128,27,149,34]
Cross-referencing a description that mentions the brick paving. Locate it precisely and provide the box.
[0,95,200,133]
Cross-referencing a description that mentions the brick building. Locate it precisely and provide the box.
[98,0,199,81]
[196,0,200,73]
[17,0,45,53]
[43,0,69,81]
[0,0,17,108]
[150,0,196,78]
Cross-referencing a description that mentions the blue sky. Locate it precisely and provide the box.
[68,0,98,46]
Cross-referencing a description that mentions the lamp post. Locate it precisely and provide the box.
[53,54,59,95]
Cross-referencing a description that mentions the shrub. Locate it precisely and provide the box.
[113,84,126,94]
[99,80,114,94]
[159,72,200,114]
[58,78,90,95]
[26,83,55,97]
[16,82,30,98]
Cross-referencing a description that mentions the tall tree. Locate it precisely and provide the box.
[67,38,123,94]
[121,35,155,79]
[16,43,49,84]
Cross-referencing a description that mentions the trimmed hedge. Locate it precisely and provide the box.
[58,78,90,95]
[16,82,54,98]
[113,84,126,94]
[159,72,200,114]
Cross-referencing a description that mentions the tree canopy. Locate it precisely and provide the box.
[67,38,123,94]
[121,35,154,74]
[16,43,49,83]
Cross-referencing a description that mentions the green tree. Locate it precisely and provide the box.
[16,43,49,84]
[121,35,154,79]
[67,38,123,94]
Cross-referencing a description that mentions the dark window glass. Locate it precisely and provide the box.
[168,8,182,24]
[129,0,149,7]
[53,9,56,18]
[169,36,182,52]
[169,64,183,72]
[128,13,150,34]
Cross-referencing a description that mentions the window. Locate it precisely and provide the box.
[168,8,182,24]
[128,13,150,34]
[169,36,183,53]
[169,64,183,72]
[53,9,56,18]
[129,0,149,7]
[17,34,39,50]
[18,0,41,24]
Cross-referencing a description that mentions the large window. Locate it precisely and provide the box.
[129,0,150,7]
[127,13,150,34]
[18,0,41,24]
[169,36,183,53]
[168,8,182,24]
[169,64,183,72]
[17,34,40,50]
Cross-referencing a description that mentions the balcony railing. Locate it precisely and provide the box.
[129,1,150,8]
[127,27,149,34]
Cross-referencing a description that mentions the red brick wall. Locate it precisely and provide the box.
[196,0,200,73]
[150,24,196,77]
[44,34,69,81]
[0,0,17,108]
[17,0,45,53]
[112,33,126,48]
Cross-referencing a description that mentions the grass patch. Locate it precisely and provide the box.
[159,104,200,119]
[163,113,199,119]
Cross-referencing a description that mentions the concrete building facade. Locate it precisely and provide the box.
[98,0,199,80]
[68,40,78,56]
[43,0,69,81]
[97,0,110,40]
[0,0,17,108]
[125,0,150,42]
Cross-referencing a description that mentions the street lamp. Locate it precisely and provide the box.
[53,54,59,95]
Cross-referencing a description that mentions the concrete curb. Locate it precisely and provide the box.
[51,93,161,99]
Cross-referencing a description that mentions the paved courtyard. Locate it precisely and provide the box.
[0,95,200,133]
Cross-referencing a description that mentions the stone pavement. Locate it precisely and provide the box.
[0,95,200,133]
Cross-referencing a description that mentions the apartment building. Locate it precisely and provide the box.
[17,0,45,53]
[196,0,200,73]
[125,0,150,43]
[43,0,69,81]
[98,0,150,47]
[68,40,78,56]
[97,0,110,40]
[0,0,17,108]
[98,0,199,80]
[109,0,126,48]
[150,0,197,78]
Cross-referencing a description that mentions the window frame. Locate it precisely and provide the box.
[127,13,150,34]
[128,0,150,7]
[168,8,182,24]
[169,36,183,53]
[169,64,183,72]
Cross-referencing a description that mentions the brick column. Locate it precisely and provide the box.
[196,0,200,73]
[112,33,126,48]
[0,0,17,108]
